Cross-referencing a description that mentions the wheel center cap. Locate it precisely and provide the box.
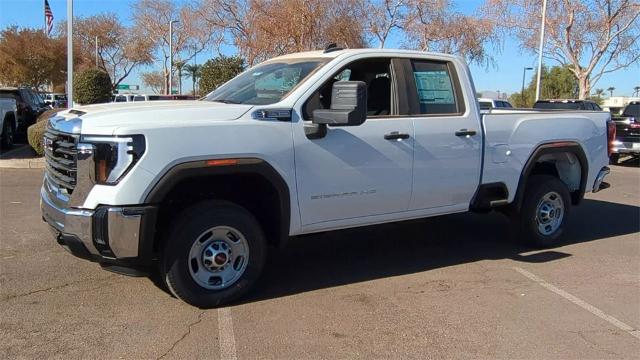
[202,241,231,269]
[214,253,228,266]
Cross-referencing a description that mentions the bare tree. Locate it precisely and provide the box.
[361,0,406,48]
[198,0,367,65]
[403,0,496,65]
[486,0,640,99]
[133,0,219,93]
[75,14,154,90]
[141,71,165,94]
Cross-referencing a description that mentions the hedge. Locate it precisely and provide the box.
[27,108,62,156]
[73,68,112,105]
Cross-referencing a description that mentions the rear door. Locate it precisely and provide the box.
[404,58,482,210]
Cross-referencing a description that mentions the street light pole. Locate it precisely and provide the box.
[168,20,179,95]
[522,67,533,106]
[535,0,548,102]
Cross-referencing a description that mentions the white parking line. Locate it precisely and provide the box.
[218,307,238,360]
[513,266,640,340]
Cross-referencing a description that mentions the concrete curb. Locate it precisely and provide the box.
[0,157,45,169]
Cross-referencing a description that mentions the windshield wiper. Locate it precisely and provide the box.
[211,99,241,104]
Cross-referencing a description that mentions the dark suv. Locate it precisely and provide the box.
[0,87,49,135]
[610,101,640,164]
[533,99,602,111]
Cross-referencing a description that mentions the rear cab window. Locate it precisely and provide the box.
[409,60,464,115]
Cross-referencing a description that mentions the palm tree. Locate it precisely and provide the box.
[594,88,605,100]
[183,64,202,96]
[634,86,640,97]
[174,60,187,95]
[607,87,615,97]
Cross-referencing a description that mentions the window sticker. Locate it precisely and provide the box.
[413,71,455,104]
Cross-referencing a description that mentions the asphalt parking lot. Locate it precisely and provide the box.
[1,162,639,359]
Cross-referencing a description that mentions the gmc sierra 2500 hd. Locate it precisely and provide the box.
[41,48,613,308]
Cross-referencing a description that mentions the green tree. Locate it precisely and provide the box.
[199,56,245,95]
[607,87,615,97]
[73,69,112,105]
[592,89,605,105]
[509,65,578,107]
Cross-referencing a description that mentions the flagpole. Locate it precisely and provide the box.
[44,0,47,36]
[67,0,73,106]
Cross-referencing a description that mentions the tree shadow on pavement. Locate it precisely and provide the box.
[234,199,639,304]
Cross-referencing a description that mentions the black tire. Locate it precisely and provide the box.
[1,118,14,150]
[512,175,571,248]
[161,200,267,308]
[609,153,620,165]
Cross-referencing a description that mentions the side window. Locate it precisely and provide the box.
[503,101,513,108]
[410,60,461,115]
[302,58,393,120]
[479,101,491,110]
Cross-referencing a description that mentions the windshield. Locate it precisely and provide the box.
[204,59,328,105]
[623,104,639,118]
[534,102,582,110]
[479,101,492,110]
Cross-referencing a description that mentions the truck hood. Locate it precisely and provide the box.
[56,100,254,135]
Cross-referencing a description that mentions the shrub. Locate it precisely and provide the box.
[199,56,245,95]
[27,109,64,155]
[73,68,112,105]
[27,119,47,156]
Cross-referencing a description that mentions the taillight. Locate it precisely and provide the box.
[606,119,616,157]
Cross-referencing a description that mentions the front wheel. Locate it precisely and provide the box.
[513,175,571,248]
[161,200,267,308]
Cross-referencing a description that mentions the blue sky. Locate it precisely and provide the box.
[1,0,639,96]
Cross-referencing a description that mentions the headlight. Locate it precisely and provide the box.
[80,135,145,185]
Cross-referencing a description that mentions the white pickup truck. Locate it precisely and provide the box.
[41,48,613,307]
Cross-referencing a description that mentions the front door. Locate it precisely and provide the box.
[293,57,414,226]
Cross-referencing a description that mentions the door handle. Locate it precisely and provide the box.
[384,131,410,140]
[455,129,477,137]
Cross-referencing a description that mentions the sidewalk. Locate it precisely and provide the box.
[0,144,44,169]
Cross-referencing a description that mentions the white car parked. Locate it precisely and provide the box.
[478,98,513,110]
[41,48,613,307]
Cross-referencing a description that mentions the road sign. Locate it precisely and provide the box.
[116,84,139,90]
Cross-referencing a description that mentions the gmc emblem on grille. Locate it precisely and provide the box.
[44,137,54,152]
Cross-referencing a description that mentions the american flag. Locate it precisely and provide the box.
[44,0,54,36]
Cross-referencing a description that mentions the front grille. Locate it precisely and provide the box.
[44,128,79,194]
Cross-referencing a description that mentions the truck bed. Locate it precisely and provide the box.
[480,109,611,202]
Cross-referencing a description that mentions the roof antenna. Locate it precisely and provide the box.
[323,43,344,53]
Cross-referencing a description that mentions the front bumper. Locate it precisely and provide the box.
[41,186,158,271]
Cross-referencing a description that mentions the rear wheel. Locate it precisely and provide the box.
[161,200,267,308]
[512,175,571,248]
[1,119,14,150]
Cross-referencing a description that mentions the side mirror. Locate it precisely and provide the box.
[312,81,367,126]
